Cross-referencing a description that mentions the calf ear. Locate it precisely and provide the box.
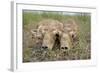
[31,29,37,38]
[31,29,37,34]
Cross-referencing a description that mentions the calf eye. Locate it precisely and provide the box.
[38,37,41,39]
[32,36,34,39]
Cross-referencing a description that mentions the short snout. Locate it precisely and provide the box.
[60,33,72,50]
[41,46,48,49]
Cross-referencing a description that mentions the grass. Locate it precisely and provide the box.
[23,11,91,62]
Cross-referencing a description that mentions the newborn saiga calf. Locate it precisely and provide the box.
[37,19,65,50]
[62,19,79,42]
[31,19,78,50]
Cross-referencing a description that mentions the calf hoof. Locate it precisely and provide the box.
[61,47,68,50]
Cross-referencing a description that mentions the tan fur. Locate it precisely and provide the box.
[37,19,64,49]
[38,19,64,35]
[31,19,79,50]
[42,32,55,50]
[61,32,73,50]
[63,19,79,40]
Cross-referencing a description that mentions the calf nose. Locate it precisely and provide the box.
[65,47,68,49]
[61,47,68,50]
[41,46,48,50]
[55,33,59,37]
[61,47,64,49]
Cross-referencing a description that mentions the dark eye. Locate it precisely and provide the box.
[32,36,34,39]
[38,37,41,39]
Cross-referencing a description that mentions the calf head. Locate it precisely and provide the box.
[63,19,79,42]
[31,29,43,44]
